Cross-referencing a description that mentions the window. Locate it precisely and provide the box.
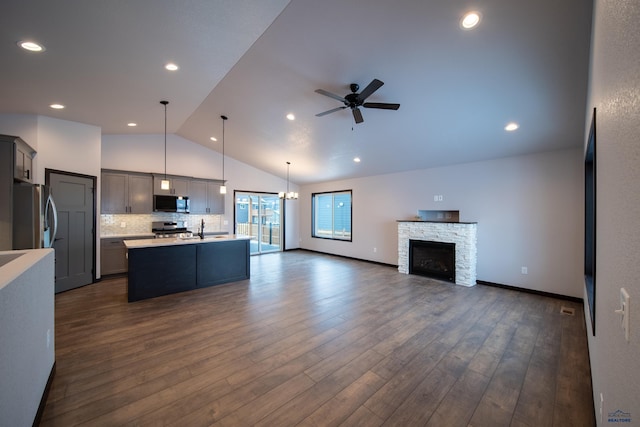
[312,190,352,241]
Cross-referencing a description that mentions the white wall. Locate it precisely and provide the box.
[300,148,584,298]
[585,0,640,422]
[102,134,300,249]
[36,116,102,181]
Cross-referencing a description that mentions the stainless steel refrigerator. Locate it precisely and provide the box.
[12,183,58,249]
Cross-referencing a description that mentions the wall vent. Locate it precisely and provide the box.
[560,306,575,316]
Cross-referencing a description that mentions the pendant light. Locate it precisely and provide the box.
[160,100,170,190]
[219,115,228,194]
[279,161,298,200]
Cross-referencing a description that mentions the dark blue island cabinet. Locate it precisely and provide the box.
[125,237,250,302]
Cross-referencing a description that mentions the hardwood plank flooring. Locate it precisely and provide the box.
[41,251,594,426]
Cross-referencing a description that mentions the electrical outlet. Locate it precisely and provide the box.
[433,195,438,202]
[599,393,604,424]
[373,247,377,253]
[438,195,443,201]
[120,222,126,228]
[521,266,528,275]
[615,288,631,342]
[223,220,228,225]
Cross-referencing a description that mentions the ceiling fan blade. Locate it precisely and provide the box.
[352,107,364,124]
[356,79,384,102]
[316,106,347,117]
[363,102,400,110]
[315,89,346,103]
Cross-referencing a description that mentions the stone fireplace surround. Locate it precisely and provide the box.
[398,220,478,287]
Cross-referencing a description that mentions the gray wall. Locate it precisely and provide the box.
[0,249,55,426]
[585,0,640,421]
[300,148,584,298]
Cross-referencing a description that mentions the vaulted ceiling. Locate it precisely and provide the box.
[1,0,593,184]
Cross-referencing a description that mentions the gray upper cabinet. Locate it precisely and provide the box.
[101,171,152,214]
[153,176,189,196]
[189,179,224,214]
[14,137,35,183]
[189,180,208,213]
[207,181,224,214]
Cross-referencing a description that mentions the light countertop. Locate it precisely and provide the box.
[123,235,250,249]
[0,249,54,290]
[101,233,155,239]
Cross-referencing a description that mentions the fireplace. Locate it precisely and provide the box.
[409,240,456,282]
[398,220,477,287]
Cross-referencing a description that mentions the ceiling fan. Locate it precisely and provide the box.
[315,78,400,124]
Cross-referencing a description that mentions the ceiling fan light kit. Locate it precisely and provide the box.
[315,78,400,124]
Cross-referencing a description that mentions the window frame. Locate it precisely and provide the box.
[311,190,353,242]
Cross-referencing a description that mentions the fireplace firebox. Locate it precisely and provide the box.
[409,239,456,282]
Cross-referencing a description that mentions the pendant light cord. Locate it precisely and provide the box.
[221,115,228,182]
[286,161,290,193]
[161,100,169,180]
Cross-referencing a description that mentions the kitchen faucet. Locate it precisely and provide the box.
[199,219,205,239]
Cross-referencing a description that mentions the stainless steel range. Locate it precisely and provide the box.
[151,221,193,239]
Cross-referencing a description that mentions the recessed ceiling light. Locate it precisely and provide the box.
[353,157,361,163]
[49,104,65,110]
[165,63,179,71]
[18,40,45,52]
[461,12,481,29]
[286,113,295,121]
[210,136,218,142]
[127,123,137,127]
[505,122,519,131]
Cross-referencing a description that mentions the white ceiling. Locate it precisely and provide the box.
[0,0,593,185]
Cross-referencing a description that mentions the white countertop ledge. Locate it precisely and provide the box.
[0,249,54,290]
[123,235,250,249]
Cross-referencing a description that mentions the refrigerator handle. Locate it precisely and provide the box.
[47,194,59,247]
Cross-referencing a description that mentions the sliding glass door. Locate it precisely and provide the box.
[235,192,282,255]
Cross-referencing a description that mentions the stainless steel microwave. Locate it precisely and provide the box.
[153,195,190,213]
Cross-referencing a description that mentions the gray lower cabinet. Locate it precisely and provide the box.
[101,238,127,275]
[189,179,225,214]
[100,236,151,275]
[101,171,152,214]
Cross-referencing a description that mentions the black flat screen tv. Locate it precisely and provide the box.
[584,107,596,335]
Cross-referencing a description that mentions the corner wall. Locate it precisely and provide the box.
[0,114,102,274]
[584,0,640,422]
[300,148,584,298]
[0,249,55,426]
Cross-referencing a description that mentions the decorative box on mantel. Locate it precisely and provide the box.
[397,220,478,287]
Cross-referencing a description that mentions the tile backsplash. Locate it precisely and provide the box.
[101,213,226,236]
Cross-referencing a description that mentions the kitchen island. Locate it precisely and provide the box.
[124,235,250,302]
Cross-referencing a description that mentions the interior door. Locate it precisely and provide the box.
[48,171,95,293]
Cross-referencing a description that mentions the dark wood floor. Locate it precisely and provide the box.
[41,250,594,426]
